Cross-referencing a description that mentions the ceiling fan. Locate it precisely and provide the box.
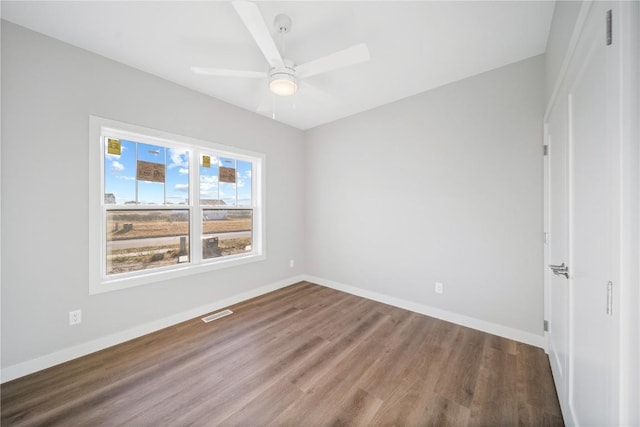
[191,0,370,99]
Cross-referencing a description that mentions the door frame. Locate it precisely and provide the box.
[543,1,640,425]
[617,1,640,424]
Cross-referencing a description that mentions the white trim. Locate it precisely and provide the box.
[542,3,594,425]
[617,1,640,424]
[304,275,545,349]
[544,1,593,122]
[90,252,267,295]
[1,273,547,383]
[543,121,550,355]
[0,275,304,383]
[89,116,266,294]
[543,3,638,424]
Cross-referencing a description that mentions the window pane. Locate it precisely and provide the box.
[199,155,252,208]
[166,147,189,205]
[218,157,237,206]
[106,210,189,275]
[237,160,252,208]
[200,154,219,202]
[105,139,189,206]
[202,209,252,259]
[137,180,164,205]
[105,139,136,204]
[137,143,166,205]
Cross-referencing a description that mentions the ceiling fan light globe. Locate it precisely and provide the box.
[270,79,297,96]
[269,71,298,96]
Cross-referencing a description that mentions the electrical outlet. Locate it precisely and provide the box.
[435,282,444,294]
[69,309,82,325]
[289,259,295,268]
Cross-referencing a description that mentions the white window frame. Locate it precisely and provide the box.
[89,116,265,294]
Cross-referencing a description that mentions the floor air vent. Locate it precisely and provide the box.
[202,309,233,323]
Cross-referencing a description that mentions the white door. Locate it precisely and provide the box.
[546,2,620,425]
[567,2,619,424]
[546,95,570,417]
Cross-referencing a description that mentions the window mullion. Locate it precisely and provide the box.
[100,136,107,283]
[252,161,258,253]
[92,116,263,295]
[191,150,202,264]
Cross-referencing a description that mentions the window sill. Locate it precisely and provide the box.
[89,252,266,295]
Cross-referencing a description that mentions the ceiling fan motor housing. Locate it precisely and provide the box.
[191,3,369,100]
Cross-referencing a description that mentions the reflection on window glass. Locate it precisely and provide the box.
[199,154,252,208]
[200,155,219,202]
[237,160,252,208]
[106,210,189,275]
[202,209,252,259]
[104,139,189,205]
[166,147,189,205]
[96,118,263,292]
[137,143,165,205]
[105,139,136,204]
[219,157,237,206]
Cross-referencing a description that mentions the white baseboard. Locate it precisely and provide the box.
[1,275,305,384]
[304,275,545,349]
[2,274,545,383]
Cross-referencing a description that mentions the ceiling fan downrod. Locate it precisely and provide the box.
[269,13,297,96]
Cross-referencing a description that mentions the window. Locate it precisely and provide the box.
[90,117,264,294]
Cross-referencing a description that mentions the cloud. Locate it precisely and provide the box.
[201,183,217,191]
[201,175,217,182]
[200,175,218,191]
[111,160,124,173]
[179,167,189,175]
[116,175,135,181]
[174,183,189,192]
[202,155,218,166]
[168,148,189,169]
[236,168,252,188]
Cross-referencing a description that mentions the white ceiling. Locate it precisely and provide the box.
[1,1,554,130]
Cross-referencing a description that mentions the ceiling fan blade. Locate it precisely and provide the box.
[191,67,266,79]
[256,95,274,115]
[296,43,370,79]
[232,0,284,68]
[299,81,336,107]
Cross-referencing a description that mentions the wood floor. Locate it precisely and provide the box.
[1,282,563,426]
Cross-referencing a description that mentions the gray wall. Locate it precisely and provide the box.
[2,20,547,374]
[304,55,545,336]
[1,21,306,368]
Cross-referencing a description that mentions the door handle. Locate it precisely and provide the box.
[549,262,569,278]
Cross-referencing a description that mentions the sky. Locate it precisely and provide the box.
[200,156,252,208]
[104,139,252,207]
